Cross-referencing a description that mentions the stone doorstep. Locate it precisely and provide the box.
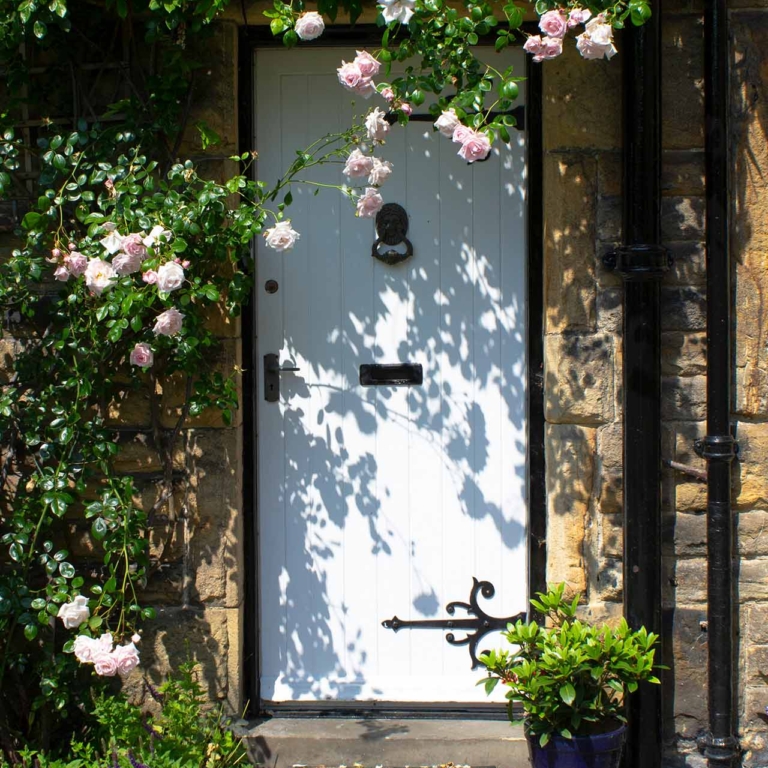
[239,719,529,768]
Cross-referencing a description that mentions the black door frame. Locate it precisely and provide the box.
[239,24,545,718]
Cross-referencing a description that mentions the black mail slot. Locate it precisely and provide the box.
[359,363,423,386]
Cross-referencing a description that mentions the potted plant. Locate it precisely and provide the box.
[479,584,661,768]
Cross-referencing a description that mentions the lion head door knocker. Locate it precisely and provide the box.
[372,203,413,266]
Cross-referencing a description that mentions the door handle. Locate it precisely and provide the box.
[264,353,299,402]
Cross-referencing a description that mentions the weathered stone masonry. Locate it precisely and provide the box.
[3,3,768,764]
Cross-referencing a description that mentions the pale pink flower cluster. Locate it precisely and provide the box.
[337,50,381,99]
[433,109,492,163]
[48,223,188,344]
[343,149,393,186]
[576,16,617,60]
[294,11,325,41]
[73,632,141,677]
[524,7,616,63]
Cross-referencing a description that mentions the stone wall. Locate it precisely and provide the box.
[541,2,768,764]
[3,4,768,765]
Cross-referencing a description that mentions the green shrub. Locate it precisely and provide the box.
[1,661,248,768]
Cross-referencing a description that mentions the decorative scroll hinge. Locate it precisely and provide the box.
[381,577,524,669]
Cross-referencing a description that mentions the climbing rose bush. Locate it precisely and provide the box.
[0,0,650,752]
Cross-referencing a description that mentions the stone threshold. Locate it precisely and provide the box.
[238,718,528,768]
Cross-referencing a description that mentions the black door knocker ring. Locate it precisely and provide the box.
[372,203,413,266]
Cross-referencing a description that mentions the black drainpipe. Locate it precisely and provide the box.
[698,0,739,765]
[603,13,667,768]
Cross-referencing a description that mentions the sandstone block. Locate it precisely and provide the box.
[669,605,708,736]
[661,196,706,242]
[666,241,706,287]
[597,196,622,243]
[177,22,239,156]
[545,333,615,424]
[746,644,768,684]
[124,605,243,713]
[661,376,707,420]
[673,511,707,556]
[661,287,706,331]
[596,422,622,515]
[664,558,708,606]
[662,332,707,376]
[545,424,596,592]
[106,384,153,428]
[543,154,598,332]
[113,431,186,474]
[543,45,622,150]
[748,604,768,645]
[735,422,768,508]
[736,365,768,419]
[738,510,768,557]
[676,481,707,512]
[159,339,243,429]
[593,557,622,602]
[184,428,244,607]
[596,287,622,334]
[598,153,622,198]
[740,558,768,601]
[661,15,705,150]
[662,150,706,196]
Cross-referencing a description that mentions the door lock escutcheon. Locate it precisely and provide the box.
[263,353,299,402]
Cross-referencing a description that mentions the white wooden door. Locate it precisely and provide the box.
[255,47,527,704]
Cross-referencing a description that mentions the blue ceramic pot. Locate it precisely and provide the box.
[526,723,627,768]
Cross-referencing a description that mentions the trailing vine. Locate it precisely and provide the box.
[0,0,650,755]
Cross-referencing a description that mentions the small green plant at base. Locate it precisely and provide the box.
[479,584,661,748]
[1,660,247,768]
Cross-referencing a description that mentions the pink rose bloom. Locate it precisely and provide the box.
[368,157,393,186]
[142,270,158,285]
[112,251,143,276]
[112,642,141,677]
[54,265,70,282]
[153,307,184,337]
[344,149,375,178]
[122,233,148,259]
[568,7,592,27]
[337,61,375,99]
[365,107,390,142]
[93,651,118,677]
[539,10,568,38]
[156,261,185,293]
[85,258,117,295]
[435,109,461,138]
[295,11,325,40]
[73,635,98,664]
[380,87,395,101]
[523,35,546,56]
[576,18,617,60]
[264,220,300,251]
[354,50,381,78]
[100,230,123,255]
[452,124,473,144]
[457,129,492,163]
[57,595,90,629]
[356,187,384,218]
[399,102,412,116]
[130,342,154,368]
[65,251,87,276]
[379,0,416,25]
[532,35,563,62]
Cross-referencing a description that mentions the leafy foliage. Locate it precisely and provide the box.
[0,0,651,757]
[479,584,661,747]
[0,660,247,768]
